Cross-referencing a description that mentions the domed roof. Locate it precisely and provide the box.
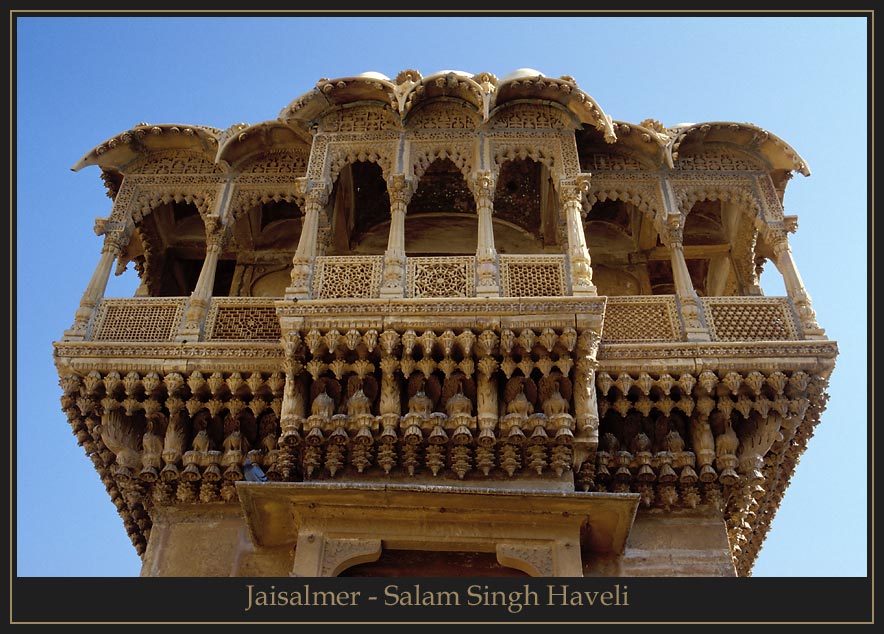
[356,71,392,81]
[500,68,546,83]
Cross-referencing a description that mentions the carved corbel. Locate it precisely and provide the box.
[100,406,143,484]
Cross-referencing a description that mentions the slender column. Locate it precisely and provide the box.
[175,218,226,341]
[286,179,330,300]
[560,175,597,296]
[380,174,413,298]
[659,179,711,341]
[767,225,825,338]
[64,219,132,341]
[472,170,500,297]
[662,214,711,341]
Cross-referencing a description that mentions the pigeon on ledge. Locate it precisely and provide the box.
[243,458,268,482]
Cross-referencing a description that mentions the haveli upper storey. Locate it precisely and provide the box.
[55,68,836,577]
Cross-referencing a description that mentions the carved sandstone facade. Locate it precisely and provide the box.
[55,68,835,578]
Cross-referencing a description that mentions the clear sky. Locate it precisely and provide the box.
[14,13,869,578]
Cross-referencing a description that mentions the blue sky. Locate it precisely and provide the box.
[15,14,869,578]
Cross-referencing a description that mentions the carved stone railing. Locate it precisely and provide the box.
[406,256,476,298]
[84,294,805,346]
[499,254,568,297]
[701,296,799,341]
[312,255,384,299]
[205,297,282,342]
[90,298,186,342]
[601,296,683,342]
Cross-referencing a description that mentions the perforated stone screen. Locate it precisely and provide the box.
[703,297,798,341]
[312,256,383,299]
[91,299,184,341]
[500,255,567,297]
[602,296,681,342]
[407,256,476,298]
[205,301,281,341]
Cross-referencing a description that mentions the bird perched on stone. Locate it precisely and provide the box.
[243,458,268,482]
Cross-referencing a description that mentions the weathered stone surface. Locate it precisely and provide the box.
[57,68,835,577]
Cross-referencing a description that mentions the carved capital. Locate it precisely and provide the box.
[102,223,132,254]
[295,178,330,209]
[765,225,791,258]
[386,173,414,206]
[471,170,496,201]
[558,174,591,206]
[660,213,684,247]
[575,172,592,194]
[204,214,229,249]
[576,329,602,357]
[93,216,109,236]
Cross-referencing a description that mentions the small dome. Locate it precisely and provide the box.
[427,69,473,79]
[500,68,546,83]
[355,71,391,81]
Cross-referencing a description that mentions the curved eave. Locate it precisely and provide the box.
[279,76,397,125]
[216,120,312,168]
[401,71,485,118]
[609,120,668,165]
[667,122,810,176]
[494,74,617,143]
[71,124,222,172]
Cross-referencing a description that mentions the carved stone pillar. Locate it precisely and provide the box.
[472,170,500,297]
[573,328,600,488]
[286,179,329,300]
[275,351,305,482]
[662,213,711,342]
[64,220,132,341]
[767,226,826,339]
[176,215,227,342]
[573,357,600,442]
[560,175,597,296]
[380,174,413,298]
[476,363,498,437]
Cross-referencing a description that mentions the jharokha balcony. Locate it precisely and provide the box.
[54,68,836,578]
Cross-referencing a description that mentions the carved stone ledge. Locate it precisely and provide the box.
[237,481,639,577]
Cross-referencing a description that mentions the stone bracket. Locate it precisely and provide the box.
[237,481,639,577]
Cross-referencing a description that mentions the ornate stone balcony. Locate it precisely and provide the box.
[56,68,837,576]
[53,280,836,575]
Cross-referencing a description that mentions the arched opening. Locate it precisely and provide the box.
[327,160,390,256]
[493,158,560,253]
[405,157,475,255]
[683,199,738,296]
[226,198,303,297]
[584,199,653,295]
[137,201,237,297]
